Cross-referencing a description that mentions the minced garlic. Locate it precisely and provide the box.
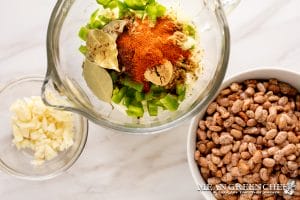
[10,96,74,166]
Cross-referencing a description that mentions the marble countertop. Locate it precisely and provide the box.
[1,0,300,199]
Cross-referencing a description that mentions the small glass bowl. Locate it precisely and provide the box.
[0,76,88,180]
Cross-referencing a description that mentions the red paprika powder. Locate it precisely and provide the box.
[117,17,191,91]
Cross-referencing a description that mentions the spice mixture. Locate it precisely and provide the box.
[79,0,202,117]
[117,17,192,91]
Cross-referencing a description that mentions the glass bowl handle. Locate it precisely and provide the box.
[42,77,84,111]
[220,0,240,14]
[41,75,95,120]
[41,77,76,110]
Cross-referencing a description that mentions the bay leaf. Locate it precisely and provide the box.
[83,59,113,103]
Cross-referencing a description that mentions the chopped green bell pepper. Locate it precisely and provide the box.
[88,9,100,28]
[150,84,166,93]
[79,45,87,55]
[109,71,119,83]
[126,103,144,117]
[158,92,167,99]
[126,88,136,98]
[145,91,154,101]
[160,94,179,111]
[176,84,186,101]
[106,0,129,17]
[123,96,132,107]
[155,100,167,110]
[78,26,89,41]
[121,78,144,92]
[146,2,166,21]
[183,24,196,38]
[96,0,112,6]
[135,91,145,102]
[88,9,112,29]
[147,100,158,116]
[124,0,149,10]
[112,87,127,104]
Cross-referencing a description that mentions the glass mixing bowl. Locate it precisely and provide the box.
[0,76,88,180]
[43,0,238,133]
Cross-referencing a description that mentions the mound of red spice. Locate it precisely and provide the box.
[116,17,191,91]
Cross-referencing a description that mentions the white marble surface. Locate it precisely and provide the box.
[1,0,300,199]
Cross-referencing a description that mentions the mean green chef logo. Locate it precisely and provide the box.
[284,179,296,195]
[197,182,296,195]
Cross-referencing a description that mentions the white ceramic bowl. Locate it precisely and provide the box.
[187,67,300,199]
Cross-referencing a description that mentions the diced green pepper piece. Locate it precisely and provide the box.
[121,78,144,92]
[146,4,157,20]
[112,87,127,104]
[124,0,149,10]
[106,0,120,8]
[150,84,166,93]
[79,45,87,55]
[178,95,185,102]
[78,26,89,41]
[176,84,186,101]
[152,91,167,99]
[106,0,129,17]
[88,9,111,29]
[126,103,144,117]
[88,20,102,29]
[160,94,179,111]
[98,15,112,24]
[176,84,186,95]
[145,91,154,101]
[93,15,111,28]
[183,24,196,38]
[96,0,112,6]
[109,71,118,83]
[146,2,166,21]
[155,3,166,16]
[112,87,119,97]
[123,96,132,107]
[155,100,163,107]
[155,100,167,110]
[147,100,158,116]
[89,9,100,26]
[158,92,167,99]
[112,87,119,101]
[112,87,119,94]
[135,91,145,102]
[126,88,136,98]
